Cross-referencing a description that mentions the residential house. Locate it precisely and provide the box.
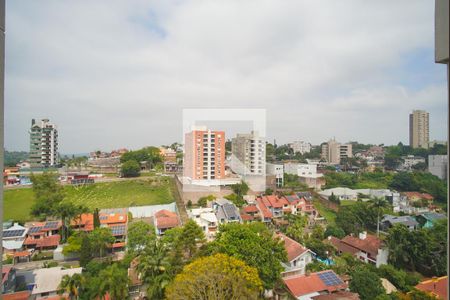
[380,215,419,231]
[23,221,62,251]
[277,233,314,277]
[266,163,284,188]
[415,276,447,300]
[154,210,180,235]
[258,195,290,218]
[240,204,261,222]
[296,192,313,202]
[2,223,28,256]
[403,192,434,204]
[188,207,218,239]
[400,155,425,170]
[212,199,241,224]
[255,197,273,223]
[30,267,82,299]
[416,212,447,228]
[311,291,360,300]
[282,270,348,300]
[325,232,389,267]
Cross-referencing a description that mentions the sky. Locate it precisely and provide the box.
[4,0,448,153]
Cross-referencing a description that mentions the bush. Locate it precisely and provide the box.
[121,160,140,177]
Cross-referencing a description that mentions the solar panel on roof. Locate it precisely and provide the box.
[318,271,343,286]
[28,226,43,234]
[110,225,126,235]
[43,221,59,229]
[2,229,25,238]
[223,203,237,218]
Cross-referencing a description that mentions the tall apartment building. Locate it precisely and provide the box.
[231,131,265,176]
[183,126,225,180]
[321,139,352,164]
[29,118,59,168]
[428,155,447,180]
[289,141,311,154]
[409,110,429,149]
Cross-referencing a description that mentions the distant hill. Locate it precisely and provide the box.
[4,150,29,167]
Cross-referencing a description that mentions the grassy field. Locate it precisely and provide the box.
[4,178,174,222]
[313,199,337,224]
[340,200,358,206]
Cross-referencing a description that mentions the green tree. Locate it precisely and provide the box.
[137,238,171,299]
[121,160,140,177]
[56,202,88,242]
[30,172,64,219]
[178,219,206,259]
[89,227,115,258]
[197,195,215,208]
[369,197,389,236]
[324,224,345,239]
[165,253,263,300]
[79,233,92,267]
[209,223,286,289]
[349,266,386,300]
[63,231,83,256]
[58,273,86,300]
[98,264,129,300]
[93,208,100,229]
[231,181,249,198]
[127,221,155,255]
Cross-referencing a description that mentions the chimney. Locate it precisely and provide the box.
[359,231,367,240]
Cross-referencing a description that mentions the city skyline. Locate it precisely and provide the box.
[4,1,448,153]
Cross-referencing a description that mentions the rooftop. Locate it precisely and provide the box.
[31,267,82,295]
[415,276,448,300]
[283,270,347,298]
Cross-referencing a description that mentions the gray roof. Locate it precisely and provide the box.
[214,200,240,221]
[382,215,418,227]
[419,212,447,221]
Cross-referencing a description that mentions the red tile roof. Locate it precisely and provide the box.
[256,198,273,219]
[263,195,289,208]
[13,251,31,258]
[284,270,347,298]
[2,291,31,300]
[243,205,259,214]
[325,236,359,255]
[241,214,254,221]
[155,210,179,229]
[277,233,310,261]
[404,192,434,201]
[341,234,382,257]
[415,276,448,300]
[72,212,127,230]
[24,234,61,248]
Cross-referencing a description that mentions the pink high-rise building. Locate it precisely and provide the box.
[184,126,225,180]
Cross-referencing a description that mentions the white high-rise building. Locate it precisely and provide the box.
[29,118,59,168]
[289,141,311,154]
[231,131,265,176]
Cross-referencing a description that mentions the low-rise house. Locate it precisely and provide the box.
[325,232,388,267]
[266,163,284,188]
[403,192,434,203]
[400,155,425,170]
[416,212,447,228]
[188,207,218,239]
[23,221,62,251]
[240,204,261,222]
[380,215,419,231]
[30,267,82,299]
[2,223,28,255]
[414,276,447,300]
[296,192,313,202]
[258,195,290,218]
[277,233,314,277]
[154,210,180,235]
[255,197,273,223]
[282,270,348,300]
[319,188,358,202]
[212,199,241,224]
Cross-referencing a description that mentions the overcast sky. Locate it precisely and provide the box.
[4,1,448,153]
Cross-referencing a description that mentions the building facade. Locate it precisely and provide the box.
[288,141,311,154]
[409,110,429,149]
[266,163,284,187]
[29,118,59,168]
[428,155,447,180]
[321,139,352,164]
[183,126,225,180]
[231,131,265,176]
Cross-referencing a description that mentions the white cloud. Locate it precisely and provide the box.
[4,0,447,152]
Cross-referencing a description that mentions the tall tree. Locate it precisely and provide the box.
[56,202,88,242]
[80,233,92,267]
[127,221,155,256]
[137,239,171,299]
[98,264,129,300]
[165,253,263,300]
[349,266,386,300]
[93,208,100,229]
[89,227,114,258]
[30,172,64,219]
[178,219,206,260]
[58,273,86,300]
[369,197,389,236]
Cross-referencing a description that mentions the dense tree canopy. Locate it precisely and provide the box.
[208,223,286,289]
[165,253,263,300]
[127,221,155,255]
[349,266,386,300]
[30,172,64,219]
[121,160,141,177]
